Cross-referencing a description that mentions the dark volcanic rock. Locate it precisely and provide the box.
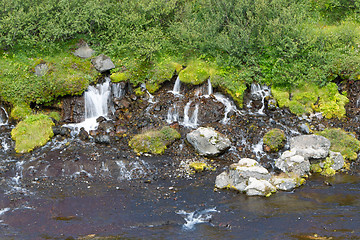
[62,95,85,123]
[95,135,111,144]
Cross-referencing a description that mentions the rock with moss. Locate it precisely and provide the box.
[275,150,310,176]
[270,174,305,191]
[91,54,115,73]
[316,128,360,161]
[11,114,54,153]
[129,126,181,155]
[187,127,231,156]
[245,177,277,197]
[263,128,286,152]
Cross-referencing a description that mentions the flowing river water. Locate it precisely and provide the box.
[0,78,359,239]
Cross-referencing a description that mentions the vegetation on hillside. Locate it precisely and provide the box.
[1,0,360,115]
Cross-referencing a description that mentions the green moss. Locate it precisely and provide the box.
[111,72,130,82]
[310,163,323,173]
[271,87,290,108]
[10,104,32,121]
[288,100,307,116]
[189,162,207,172]
[11,114,54,153]
[178,59,215,85]
[47,111,61,121]
[129,126,181,154]
[321,167,336,177]
[263,128,286,152]
[316,128,360,161]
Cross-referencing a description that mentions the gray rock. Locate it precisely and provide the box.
[299,123,310,134]
[187,127,231,156]
[271,175,300,191]
[267,98,277,110]
[215,158,271,192]
[290,135,331,159]
[73,44,94,59]
[275,150,310,176]
[95,135,111,144]
[91,54,115,73]
[328,151,344,170]
[34,63,49,76]
[245,177,276,196]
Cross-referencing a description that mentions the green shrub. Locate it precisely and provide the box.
[316,128,360,161]
[263,128,286,152]
[178,59,215,85]
[11,114,54,153]
[129,126,181,154]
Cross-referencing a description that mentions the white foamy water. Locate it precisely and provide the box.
[253,139,265,160]
[182,101,199,128]
[167,104,179,124]
[214,93,238,124]
[116,159,150,181]
[176,208,219,230]
[169,76,182,96]
[0,107,8,125]
[250,83,271,115]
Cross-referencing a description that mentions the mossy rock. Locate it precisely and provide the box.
[178,60,215,85]
[11,114,54,153]
[10,104,32,121]
[129,126,181,154]
[111,71,130,83]
[263,128,286,152]
[189,162,207,172]
[316,128,360,161]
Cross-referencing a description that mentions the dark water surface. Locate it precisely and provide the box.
[0,166,359,240]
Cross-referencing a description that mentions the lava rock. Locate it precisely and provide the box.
[91,54,115,73]
[78,127,89,141]
[187,127,231,156]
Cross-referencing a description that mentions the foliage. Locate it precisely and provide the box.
[11,114,54,153]
[178,59,215,85]
[263,128,286,152]
[316,128,360,161]
[129,126,181,154]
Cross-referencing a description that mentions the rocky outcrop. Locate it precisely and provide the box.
[275,150,310,176]
[34,63,49,76]
[327,151,344,171]
[61,96,85,123]
[290,135,331,159]
[187,127,231,156]
[215,158,275,196]
[91,54,115,73]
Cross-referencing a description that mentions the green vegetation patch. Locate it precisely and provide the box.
[129,126,181,155]
[0,47,97,106]
[10,104,32,121]
[316,128,360,161]
[179,59,215,85]
[263,128,286,152]
[310,157,337,177]
[11,114,54,153]
[272,83,348,118]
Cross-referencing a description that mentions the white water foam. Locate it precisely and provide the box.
[116,159,150,181]
[176,208,219,230]
[167,104,179,124]
[169,76,182,96]
[0,107,8,125]
[182,101,199,128]
[213,93,238,124]
[250,83,271,115]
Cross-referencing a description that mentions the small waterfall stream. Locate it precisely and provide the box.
[249,83,271,115]
[0,107,8,125]
[169,76,182,95]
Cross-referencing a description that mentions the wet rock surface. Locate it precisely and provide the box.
[0,78,359,238]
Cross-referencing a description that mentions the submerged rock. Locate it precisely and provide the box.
[290,135,331,159]
[275,150,310,176]
[91,54,115,73]
[187,127,231,156]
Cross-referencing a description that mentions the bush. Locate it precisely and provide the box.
[11,114,54,153]
[129,126,181,154]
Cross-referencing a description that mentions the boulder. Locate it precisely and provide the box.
[78,127,89,141]
[270,175,303,191]
[34,63,49,76]
[186,127,231,156]
[73,44,94,59]
[94,135,111,144]
[290,135,331,159]
[275,150,310,176]
[91,54,115,73]
[215,158,271,193]
[328,151,344,171]
[245,177,276,196]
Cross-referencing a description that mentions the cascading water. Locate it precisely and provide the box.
[214,93,238,124]
[66,77,111,132]
[0,107,8,125]
[182,101,199,128]
[112,82,125,99]
[250,83,271,115]
[207,78,213,96]
[176,208,219,230]
[167,105,179,124]
[169,76,182,95]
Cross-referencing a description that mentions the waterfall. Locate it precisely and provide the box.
[0,107,8,125]
[182,101,199,128]
[167,105,179,124]
[214,93,238,124]
[207,78,213,96]
[112,83,125,99]
[170,76,181,95]
[250,83,270,115]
